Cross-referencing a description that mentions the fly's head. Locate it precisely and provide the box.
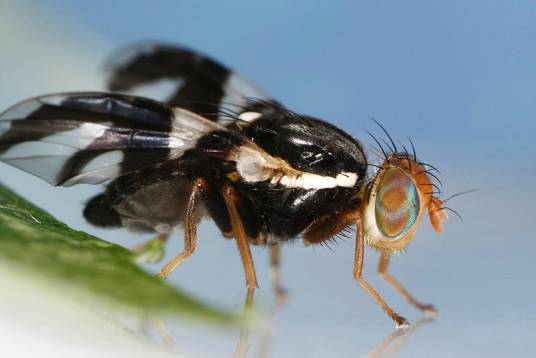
[360,151,447,253]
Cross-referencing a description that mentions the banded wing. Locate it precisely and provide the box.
[104,42,280,121]
[0,92,222,186]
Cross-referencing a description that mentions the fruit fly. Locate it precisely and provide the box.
[0,42,448,327]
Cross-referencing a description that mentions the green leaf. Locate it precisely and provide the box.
[0,183,236,326]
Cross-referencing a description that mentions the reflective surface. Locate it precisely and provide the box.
[1,1,535,357]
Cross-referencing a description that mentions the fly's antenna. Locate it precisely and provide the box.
[439,206,463,221]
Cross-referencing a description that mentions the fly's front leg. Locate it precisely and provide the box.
[158,178,205,279]
[378,254,436,315]
[353,217,409,328]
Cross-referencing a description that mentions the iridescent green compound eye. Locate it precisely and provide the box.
[375,168,419,239]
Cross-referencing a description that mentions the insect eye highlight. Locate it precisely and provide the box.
[374,167,419,239]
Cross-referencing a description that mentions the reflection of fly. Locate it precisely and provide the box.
[0,43,448,327]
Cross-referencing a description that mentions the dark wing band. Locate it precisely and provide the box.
[104,42,278,121]
[0,92,222,186]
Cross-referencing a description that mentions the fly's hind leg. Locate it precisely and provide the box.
[378,254,436,316]
[158,178,205,279]
[270,243,287,300]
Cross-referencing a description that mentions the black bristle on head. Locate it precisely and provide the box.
[408,137,417,161]
[419,162,441,174]
[366,130,389,162]
[370,118,398,153]
[424,170,443,187]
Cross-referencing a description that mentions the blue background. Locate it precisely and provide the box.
[1,1,535,357]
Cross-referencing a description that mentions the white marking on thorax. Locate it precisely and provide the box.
[235,145,358,189]
[238,111,262,122]
[336,172,358,187]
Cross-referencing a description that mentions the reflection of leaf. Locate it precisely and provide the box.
[0,183,236,325]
